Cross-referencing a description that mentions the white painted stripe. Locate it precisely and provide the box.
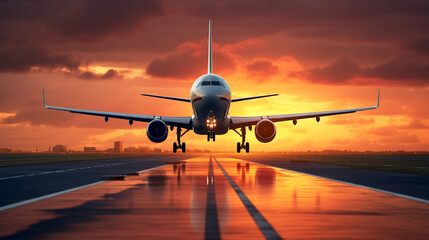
[0,175,24,180]
[0,164,165,212]
[0,181,105,212]
[137,165,165,173]
[245,160,429,204]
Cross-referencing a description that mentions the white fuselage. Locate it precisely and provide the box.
[190,74,231,135]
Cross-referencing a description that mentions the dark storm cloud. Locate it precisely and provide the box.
[245,59,279,76]
[0,45,80,72]
[183,0,428,42]
[79,69,122,80]
[299,57,429,85]
[403,38,429,56]
[362,60,429,81]
[51,0,164,42]
[146,42,236,79]
[0,0,163,74]
[303,57,360,83]
[1,0,428,86]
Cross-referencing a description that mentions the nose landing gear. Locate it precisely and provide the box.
[234,127,250,153]
[207,131,215,141]
[173,127,189,153]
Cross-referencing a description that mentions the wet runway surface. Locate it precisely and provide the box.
[0,156,184,207]
[240,155,429,201]
[1,156,428,239]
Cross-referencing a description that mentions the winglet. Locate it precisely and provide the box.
[43,89,46,108]
[377,89,380,108]
[208,20,213,74]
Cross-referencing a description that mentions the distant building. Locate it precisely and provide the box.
[52,145,67,153]
[84,147,96,152]
[114,141,123,152]
[124,146,150,153]
[0,148,12,153]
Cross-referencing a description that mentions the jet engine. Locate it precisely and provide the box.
[147,119,168,143]
[255,119,276,143]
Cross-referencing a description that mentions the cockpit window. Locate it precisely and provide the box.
[197,80,226,88]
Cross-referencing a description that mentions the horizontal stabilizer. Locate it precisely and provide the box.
[231,94,279,102]
[141,94,190,102]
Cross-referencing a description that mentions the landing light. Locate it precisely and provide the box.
[206,118,216,129]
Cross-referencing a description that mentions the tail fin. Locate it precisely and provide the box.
[43,89,46,108]
[377,89,380,108]
[208,20,213,74]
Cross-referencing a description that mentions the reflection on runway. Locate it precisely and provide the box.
[0,156,428,239]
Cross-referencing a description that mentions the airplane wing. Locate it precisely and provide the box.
[231,94,278,102]
[141,93,190,102]
[230,90,380,129]
[43,90,192,129]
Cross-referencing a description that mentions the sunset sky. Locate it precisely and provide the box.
[1,0,428,152]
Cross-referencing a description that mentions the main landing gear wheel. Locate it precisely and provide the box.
[173,142,177,153]
[173,127,189,153]
[173,142,186,153]
[234,127,250,153]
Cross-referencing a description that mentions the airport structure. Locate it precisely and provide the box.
[83,147,96,153]
[52,145,67,153]
[114,141,123,153]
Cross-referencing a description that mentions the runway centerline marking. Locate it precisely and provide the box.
[204,156,221,240]
[0,165,164,211]
[214,156,282,240]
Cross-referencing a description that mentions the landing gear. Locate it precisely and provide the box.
[173,127,189,153]
[207,131,215,141]
[234,127,250,153]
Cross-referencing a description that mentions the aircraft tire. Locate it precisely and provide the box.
[173,142,177,153]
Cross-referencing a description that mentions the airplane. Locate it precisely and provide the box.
[43,20,380,153]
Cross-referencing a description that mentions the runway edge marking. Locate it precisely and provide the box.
[213,156,283,240]
[0,165,164,212]
[240,159,429,204]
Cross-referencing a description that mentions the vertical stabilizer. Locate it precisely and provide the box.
[208,20,213,74]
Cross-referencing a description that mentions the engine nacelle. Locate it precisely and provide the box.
[255,119,277,143]
[147,119,168,143]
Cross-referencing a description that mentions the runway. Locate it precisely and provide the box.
[1,155,428,239]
